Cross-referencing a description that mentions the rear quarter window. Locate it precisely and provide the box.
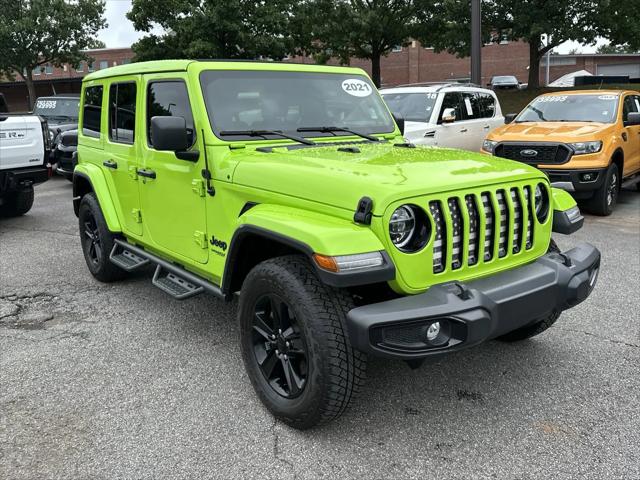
[82,86,104,138]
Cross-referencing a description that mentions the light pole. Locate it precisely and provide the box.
[471,0,482,85]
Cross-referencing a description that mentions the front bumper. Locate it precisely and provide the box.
[54,145,77,179]
[347,243,600,360]
[545,168,607,199]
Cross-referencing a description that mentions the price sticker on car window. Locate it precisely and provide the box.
[341,79,372,97]
[535,96,567,103]
[36,100,57,109]
[597,95,617,100]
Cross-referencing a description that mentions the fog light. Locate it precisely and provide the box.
[426,322,440,341]
[580,172,597,182]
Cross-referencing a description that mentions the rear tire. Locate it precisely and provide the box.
[587,163,619,216]
[239,255,366,429]
[0,186,34,217]
[78,193,127,282]
[498,239,562,342]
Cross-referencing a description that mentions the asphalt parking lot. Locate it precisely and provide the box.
[1,176,639,479]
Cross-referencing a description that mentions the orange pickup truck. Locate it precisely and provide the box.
[482,90,640,215]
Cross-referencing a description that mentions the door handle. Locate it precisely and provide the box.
[483,125,491,129]
[459,128,468,133]
[137,168,156,179]
[103,160,118,169]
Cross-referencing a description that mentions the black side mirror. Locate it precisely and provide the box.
[504,113,518,124]
[626,112,640,126]
[150,116,199,161]
[392,112,405,136]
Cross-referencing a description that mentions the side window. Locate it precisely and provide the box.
[438,92,464,123]
[147,81,195,148]
[109,83,136,144]
[461,92,482,120]
[82,85,103,138]
[622,95,639,122]
[477,93,496,118]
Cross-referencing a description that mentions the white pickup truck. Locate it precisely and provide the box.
[0,93,51,217]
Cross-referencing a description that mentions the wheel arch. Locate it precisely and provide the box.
[611,148,624,182]
[73,165,121,232]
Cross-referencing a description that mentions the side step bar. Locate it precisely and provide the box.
[111,239,226,301]
[621,174,640,189]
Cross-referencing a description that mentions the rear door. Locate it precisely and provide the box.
[103,78,143,237]
[621,94,640,174]
[138,75,208,264]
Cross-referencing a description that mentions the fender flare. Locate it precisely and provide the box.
[73,164,121,232]
[221,204,394,294]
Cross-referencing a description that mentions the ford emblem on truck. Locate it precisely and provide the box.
[521,149,538,157]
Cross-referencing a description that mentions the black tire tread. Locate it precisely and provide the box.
[587,162,618,216]
[0,187,34,217]
[240,255,366,429]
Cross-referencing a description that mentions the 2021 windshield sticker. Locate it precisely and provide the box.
[342,79,372,97]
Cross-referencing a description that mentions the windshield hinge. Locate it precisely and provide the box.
[354,197,373,225]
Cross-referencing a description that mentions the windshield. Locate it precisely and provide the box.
[33,97,80,120]
[516,94,618,123]
[199,70,395,140]
[493,76,517,83]
[381,92,437,122]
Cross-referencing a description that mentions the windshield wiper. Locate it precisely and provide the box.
[218,129,315,146]
[297,126,380,142]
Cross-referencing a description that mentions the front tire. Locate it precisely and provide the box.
[78,193,126,282]
[239,255,366,429]
[498,239,562,342]
[587,163,619,216]
[0,187,34,217]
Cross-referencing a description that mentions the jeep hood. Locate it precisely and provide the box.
[491,121,613,142]
[231,142,544,216]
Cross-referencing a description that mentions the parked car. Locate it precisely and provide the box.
[488,75,522,90]
[33,94,80,180]
[483,90,640,215]
[380,84,504,151]
[74,60,599,429]
[0,107,51,216]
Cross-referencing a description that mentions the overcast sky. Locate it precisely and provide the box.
[100,0,605,53]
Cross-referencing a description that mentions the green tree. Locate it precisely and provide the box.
[127,0,297,62]
[596,43,638,54]
[295,0,423,87]
[596,0,640,52]
[0,0,106,109]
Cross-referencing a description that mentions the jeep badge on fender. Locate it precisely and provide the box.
[73,60,600,429]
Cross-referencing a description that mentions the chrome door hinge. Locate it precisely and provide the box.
[191,179,206,197]
[132,208,142,223]
[194,230,207,249]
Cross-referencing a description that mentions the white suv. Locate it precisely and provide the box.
[380,84,504,151]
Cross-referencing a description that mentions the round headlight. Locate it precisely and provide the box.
[534,183,550,222]
[389,206,415,248]
[389,205,431,252]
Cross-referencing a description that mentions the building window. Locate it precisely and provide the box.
[122,58,132,65]
[44,65,53,75]
[76,62,84,73]
[99,60,108,70]
[88,62,95,72]
[33,67,41,76]
[392,45,402,53]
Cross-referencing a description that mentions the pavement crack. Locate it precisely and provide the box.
[271,418,297,478]
[3,226,79,238]
[557,327,639,348]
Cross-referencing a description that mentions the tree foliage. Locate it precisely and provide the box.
[0,0,106,108]
[127,0,297,62]
[294,0,424,87]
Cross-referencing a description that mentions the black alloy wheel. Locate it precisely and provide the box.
[82,213,103,266]
[252,294,308,398]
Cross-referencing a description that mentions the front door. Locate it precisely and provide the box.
[622,94,640,174]
[138,75,208,264]
[434,92,472,150]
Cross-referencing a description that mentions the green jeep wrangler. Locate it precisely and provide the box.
[74,60,600,429]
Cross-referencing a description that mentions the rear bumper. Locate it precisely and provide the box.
[347,243,600,360]
[0,166,49,192]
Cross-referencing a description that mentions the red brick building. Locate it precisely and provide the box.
[1,44,638,111]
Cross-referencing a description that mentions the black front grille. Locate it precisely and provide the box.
[495,143,572,165]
